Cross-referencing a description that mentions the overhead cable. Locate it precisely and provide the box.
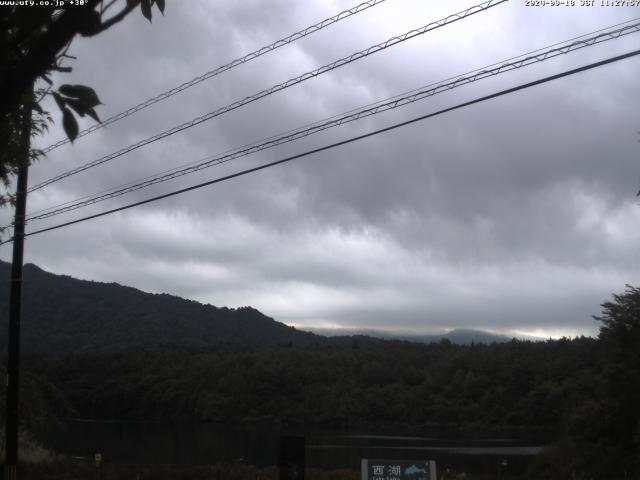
[28,0,507,193]
[2,48,636,244]
[40,0,390,153]
[28,16,640,219]
[24,19,640,222]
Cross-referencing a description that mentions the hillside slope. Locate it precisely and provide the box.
[0,261,320,353]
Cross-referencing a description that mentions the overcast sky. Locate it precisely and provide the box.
[2,0,639,338]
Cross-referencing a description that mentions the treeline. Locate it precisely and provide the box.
[19,337,598,429]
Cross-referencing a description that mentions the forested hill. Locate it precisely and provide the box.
[0,260,321,353]
[312,327,519,345]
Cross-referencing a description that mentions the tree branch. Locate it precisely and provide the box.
[101,0,119,15]
[0,6,96,116]
[94,0,140,34]
[0,0,140,119]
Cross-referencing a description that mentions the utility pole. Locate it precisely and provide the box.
[4,91,32,480]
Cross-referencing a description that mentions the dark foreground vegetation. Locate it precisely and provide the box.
[0,460,516,480]
[5,295,639,480]
[2,460,355,480]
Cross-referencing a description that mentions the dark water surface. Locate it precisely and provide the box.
[38,421,548,475]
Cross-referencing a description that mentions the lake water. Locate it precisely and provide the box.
[37,421,548,475]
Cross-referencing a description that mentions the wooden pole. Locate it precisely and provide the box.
[4,90,32,480]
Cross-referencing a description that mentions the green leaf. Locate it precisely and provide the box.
[65,97,101,124]
[62,108,79,143]
[141,0,152,22]
[58,84,101,108]
[66,99,87,118]
[85,107,101,124]
[155,0,165,14]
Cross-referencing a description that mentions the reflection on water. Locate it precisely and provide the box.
[37,421,548,475]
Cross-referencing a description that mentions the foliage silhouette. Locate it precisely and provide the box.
[0,0,165,214]
[530,285,640,479]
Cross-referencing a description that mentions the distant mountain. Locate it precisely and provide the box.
[0,261,321,353]
[310,327,533,345]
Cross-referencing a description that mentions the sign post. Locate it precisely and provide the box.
[361,459,436,480]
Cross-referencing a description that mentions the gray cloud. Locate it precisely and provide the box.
[2,0,639,338]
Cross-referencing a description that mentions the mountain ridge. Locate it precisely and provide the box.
[0,260,321,353]
[0,260,529,353]
[311,327,540,344]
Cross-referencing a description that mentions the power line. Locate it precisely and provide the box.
[23,19,640,223]
[40,0,390,153]
[28,0,507,193]
[13,16,640,228]
[33,10,635,222]
[3,48,637,245]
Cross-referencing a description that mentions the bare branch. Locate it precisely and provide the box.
[54,40,73,61]
[94,0,140,34]
[101,0,119,15]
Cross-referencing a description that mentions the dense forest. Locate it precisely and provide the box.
[2,331,636,479]
[15,338,597,429]
[2,330,637,479]
[0,262,638,479]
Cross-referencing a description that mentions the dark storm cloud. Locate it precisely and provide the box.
[2,0,639,337]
